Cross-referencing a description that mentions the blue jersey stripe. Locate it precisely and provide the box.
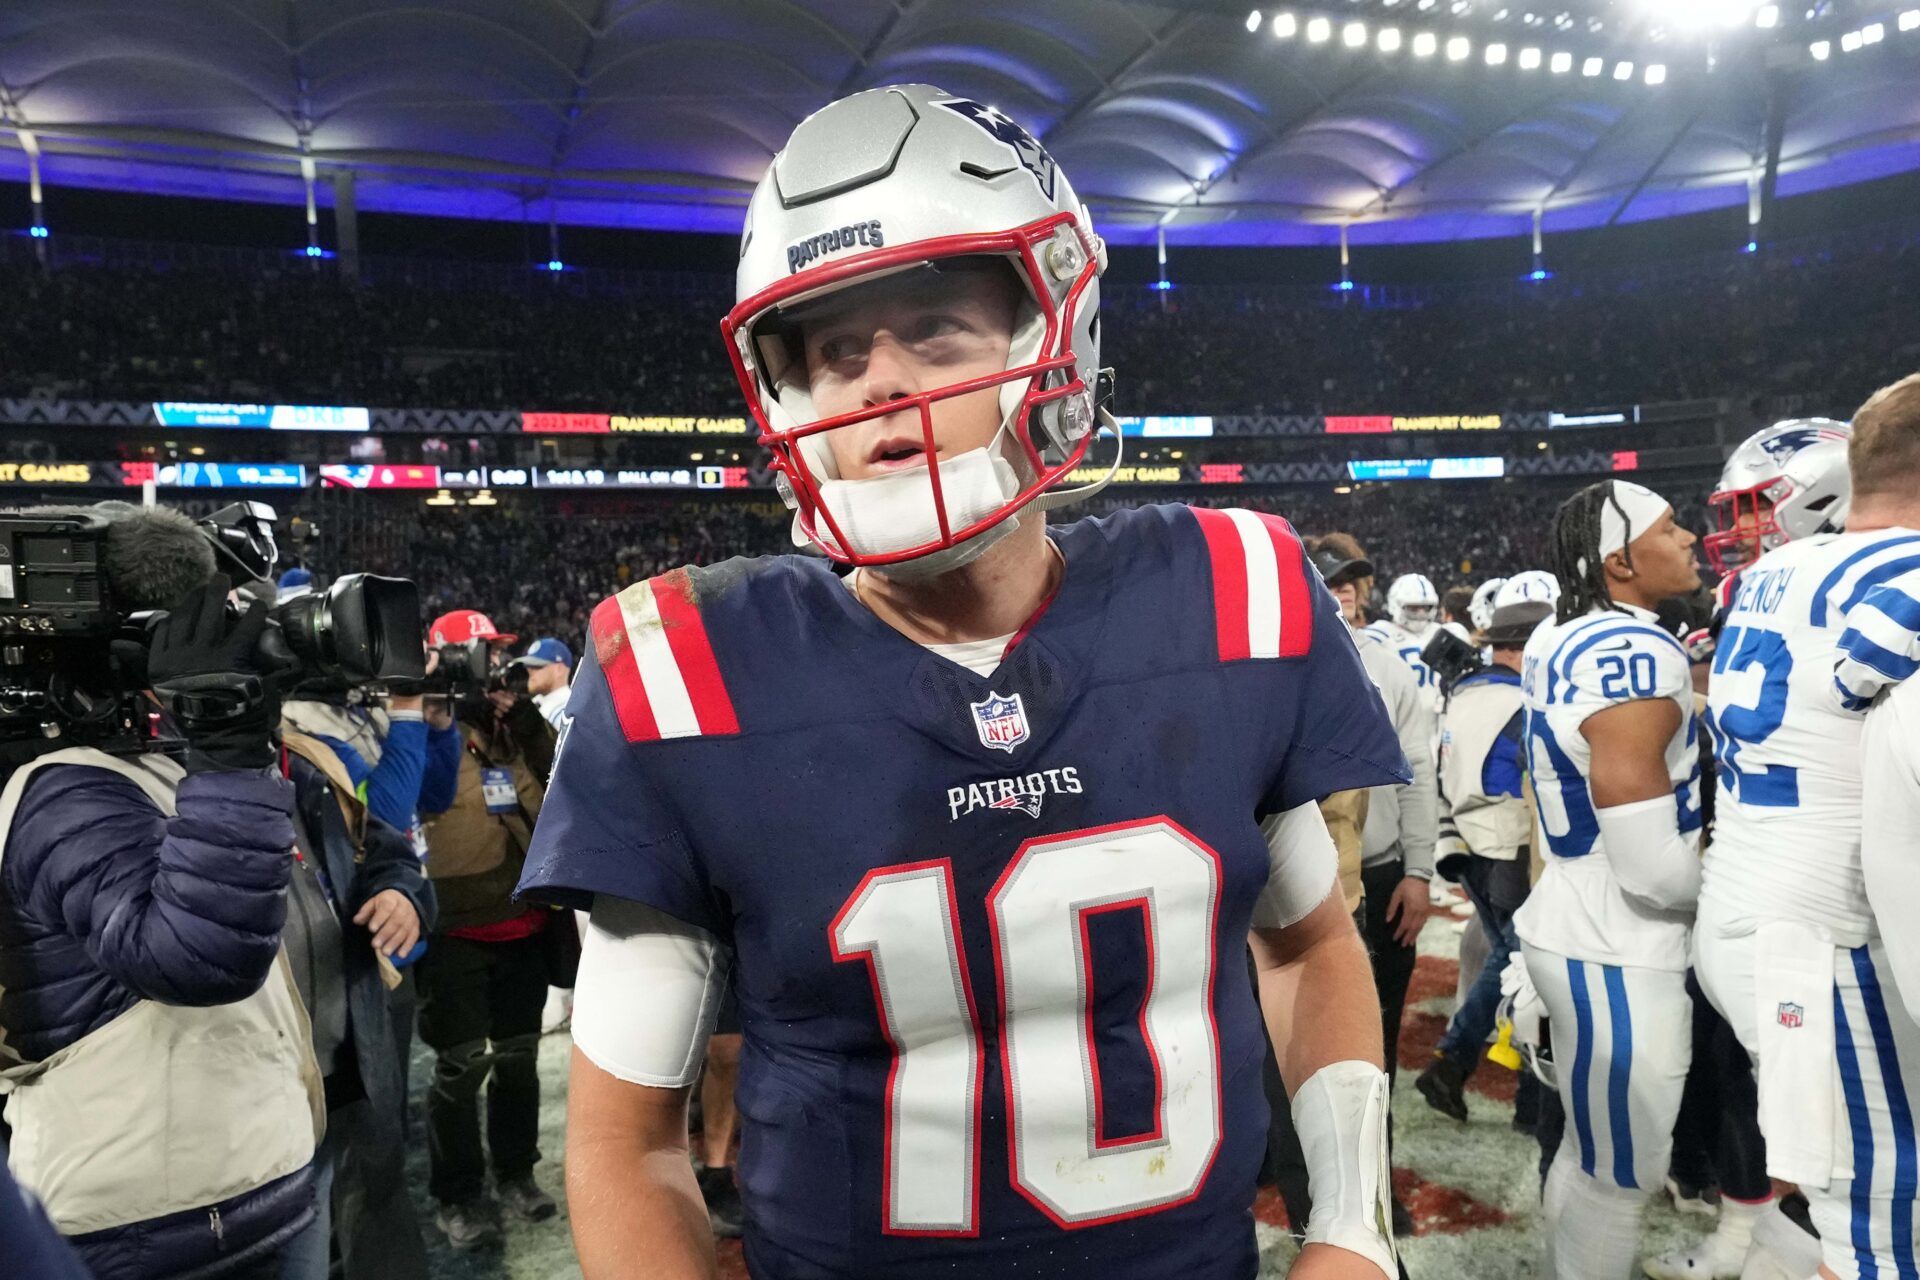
[1812,534,1920,626]
[1568,958,1599,1177]
[1835,982,1880,1280]
[1602,965,1637,1190]
[1839,632,1920,683]
[1835,674,1874,714]
[1860,585,1920,634]
[1853,947,1920,1280]
[1838,555,1920,623]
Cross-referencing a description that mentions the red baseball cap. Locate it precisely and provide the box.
[428,609,517,647]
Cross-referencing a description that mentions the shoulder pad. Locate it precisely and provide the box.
[1186,507,1315,661]
[588,568,741,742]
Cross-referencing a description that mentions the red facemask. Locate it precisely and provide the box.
[1704,481,1787,577]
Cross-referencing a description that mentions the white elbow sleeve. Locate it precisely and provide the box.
[1253,802,1338,930]
[1595,795,1701,911]
[1292,1060,1396,1279]
[570,895,730,1088]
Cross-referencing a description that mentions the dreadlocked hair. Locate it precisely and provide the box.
[1549,481,1636,623]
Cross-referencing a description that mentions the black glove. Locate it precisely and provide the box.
[148,574,279,772]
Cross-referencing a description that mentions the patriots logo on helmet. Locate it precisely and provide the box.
[938,98,1058,200]
[1776,1001,1804,1029]
[1759,425,1847,461]
[970,690,1030,753]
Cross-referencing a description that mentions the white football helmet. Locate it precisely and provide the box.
[1468,578,1507,634]
[1495,570,1561,611]
[1387,573,1439,633]
[1705,418,1851,576]
[723,85,1107,577]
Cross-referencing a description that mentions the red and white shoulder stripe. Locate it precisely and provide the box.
[589,569,740,743]
[1189,507,1315,662]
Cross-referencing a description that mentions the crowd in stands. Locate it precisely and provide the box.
[4,226,1917,417]
[308,483,1666,653]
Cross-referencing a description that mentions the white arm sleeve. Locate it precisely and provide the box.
[1252,802,1338,930]
[569,894,731,1089]
[1595,795,1701,912]
[1293,1060,1397,1279]
[1862,683,1920,1023]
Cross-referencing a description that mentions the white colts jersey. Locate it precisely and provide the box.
[1363,619,1437,692]
[1515,604,1701,970]
[1703,528,1920,947]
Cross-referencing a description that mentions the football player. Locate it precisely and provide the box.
[1703,378,1920,1280]
[1365,573,1442,689]
[517,85,1410,1280]
[1468,578,1508,637]
[1516,481,1706,1280]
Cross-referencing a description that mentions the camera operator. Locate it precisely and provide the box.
[0,504,319,1280]
[414,609,564,1250]
[1415,600,1545,1124]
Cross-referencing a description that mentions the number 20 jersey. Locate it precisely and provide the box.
[1702,528,1920,946]
[1514,603,1701,970]
[517,504,1409,1279]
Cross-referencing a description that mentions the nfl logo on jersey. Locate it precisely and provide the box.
[1777,1001,1805,1029]
[971,690,1030,753]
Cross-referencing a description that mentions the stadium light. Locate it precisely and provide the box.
[1308,15,1332,41]
[1582,55,1604,74]
[1902,10,1920,31]
[1486,41,1508,62]
[1247,9,1263,33]
[1413,30,1439,54]
[28,225,48,239]
[1645,63,1667,83]
[1550,49,1573,71]
[1613,59,1634,79]
[304,245,324,258]
[1756,4,1779,26]
[1417,0,1436,9]
[546,259,564,271]
[1379,26,1404,50]
[1809,38,1830,57]
[1273,12,1297,37]
[1862,21,1885,42]
[1447,34,1472,58]
[1519,46,1542,67]
[1840,29,1862,50]
[1344,21,1368,46]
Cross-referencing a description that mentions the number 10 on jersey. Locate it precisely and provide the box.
[829,819,1225,1234]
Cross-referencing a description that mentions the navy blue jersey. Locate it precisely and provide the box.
[519,504,1408,1279]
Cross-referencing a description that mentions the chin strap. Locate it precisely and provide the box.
[1033,409,1125,513]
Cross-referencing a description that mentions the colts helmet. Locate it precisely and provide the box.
[1387,574,1439,633]
[1495,570,1561,611]
[722,84,1106,577]
[1704,418,1851,576]
[1468,578,1507,634]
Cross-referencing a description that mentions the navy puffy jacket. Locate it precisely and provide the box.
[0,759,313,1280]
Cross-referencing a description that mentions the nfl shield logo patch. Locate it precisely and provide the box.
[971,690,1029,753]
[1776,1001,1804,1029]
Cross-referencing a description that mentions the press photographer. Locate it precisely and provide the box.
[413,608,566,1250]
[0,503,318,1280]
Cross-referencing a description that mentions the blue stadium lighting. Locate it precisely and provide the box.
[1527,268,1552,280]
[304,244,323,257]
[28,225,48,239]
[1333,279,1355,291]
[1744,240,1758,253]
[545,259,565,271]
[1149,279,1175,290]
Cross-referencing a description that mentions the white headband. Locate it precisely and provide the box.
[1598,481,1673,560]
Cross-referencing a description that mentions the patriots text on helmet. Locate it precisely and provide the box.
[785,221,885,274]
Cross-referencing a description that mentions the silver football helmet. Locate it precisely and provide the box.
[1705,418,1851,576]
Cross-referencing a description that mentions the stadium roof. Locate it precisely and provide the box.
[1,0,1917,247]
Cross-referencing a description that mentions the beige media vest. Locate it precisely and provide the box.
[0,747,324,1235]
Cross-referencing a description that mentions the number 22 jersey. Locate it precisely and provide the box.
[517,504,1409,1279]
[1702,528,1920,947]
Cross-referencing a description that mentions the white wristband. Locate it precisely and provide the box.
[1292,1060,1396,1279]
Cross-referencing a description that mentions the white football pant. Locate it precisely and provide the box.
[1525,942,1692,1279]
[1696,922,1920,1280]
